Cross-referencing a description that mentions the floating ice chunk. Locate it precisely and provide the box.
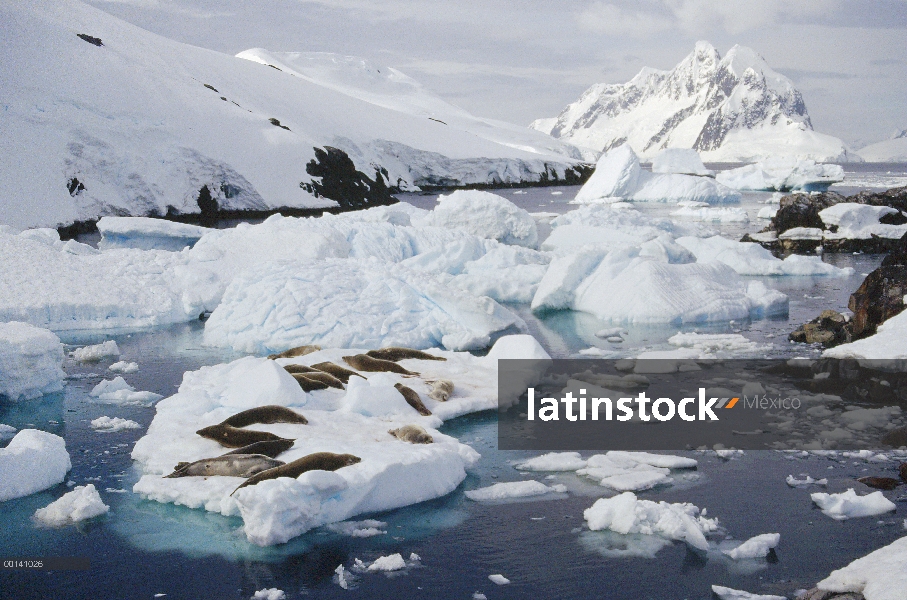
[819,203,907,240]
[786,475,828,487]
[204,258,525,353]
[33,484,109,527]
[0,429,71,501]
[473,593,487,600]
[0,321,65,400]
[598,471,671,492]
[515,452,587,471]
[423,190,539,248]
[817,535,907,600]
[810,488,897,520]
[710,585,786,600]
[335,564,350,589]
[325,519,387,537]
[71,341,120,362]
[757,206,778,219]
[722,533,780,559]
[583,491,717,551]
[638,235,696,264]
[651,148,714,177]
[574,144,641,202]
[89,377,162,406]
[824,310,907,360]
[595,328,627,339]
[108,361,139,374]
[671,206,748,222]
[251,589,286,600]
[668,332,772,358]
[488,574,510,585]
[465,481,567,501]
[90,416,141,432]
[716,159,844,192]
[676,236,852,277]
[368,554,406,572]
[97,217,209,251]
[605,451,697,469]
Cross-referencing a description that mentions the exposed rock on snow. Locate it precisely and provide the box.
[464,480,567,501]
[33,484,109,527]
[572,145,739,204]
[810,488,896,520]
[532,41,854,162]
[716,159,844,192]
[0,430,72,502]
[0,322,65,400]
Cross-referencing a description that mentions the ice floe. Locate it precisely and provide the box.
[488,574,510,585]
[710,585,785,600]
[715,159,844,192]
[786,475,828,487]
[90,416,142,432]
[721,533,780,559]
[0,424,16,440]
[573,145,739,204]
[0,429,71,502]
[130,335,537,545]
[251,589,285,600]
[583,491,719,551]
[90,377,163,406]
[108,361,139,374]
[667,332,772,358]
[33,484,109,527]
[367,554,406,572]
[0,321,65,400]
[464,480,567,501]
[817,535,907,600]
[97,217,210,251]
[70,340,120,362]
[514,452,587,472]
[810,488,897,520]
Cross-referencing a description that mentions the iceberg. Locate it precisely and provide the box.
[573,145,739,204]
[71,340,120,362]
[810,488,897,520]
[0,430,72,502]
[420,190,539,249]
[33,484,109,527]
[716,158,845,192]
[0,321,65,400]
[650,148,714,177]
[97,217,210,251]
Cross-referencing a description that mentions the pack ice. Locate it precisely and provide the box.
[131,336,546,546]
[572,145,739,204]
[0,322,65,400]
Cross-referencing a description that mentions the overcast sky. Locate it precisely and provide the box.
[88,0,907,148]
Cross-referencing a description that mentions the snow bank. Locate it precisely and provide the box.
[0,322,65,400]
[421,191,538,248]
[465,480,566,501]
[33,484,109,527]
[824,310,907,360]
[203,257,525,353]
[0,430,72,502]
[817,535,907,600]
[676,236,852,277]
[573,145,739,204]
[130,342,521,544]
[810,488,897,520]
[722,533,780,559]
[819,203,907,241]
[716,159,844,192]
[711,586,785,600]
[90,416,141,432]
[583,491,718,551]
[71,340,120,362]
[97,217,210,251]
[651,149,713,177]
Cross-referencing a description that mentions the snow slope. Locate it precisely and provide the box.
[858,130,907,162]
[0,0,589,230]
[531,41,855,162]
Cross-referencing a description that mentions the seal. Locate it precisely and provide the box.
[297,371,344,389]
[291,373,332,392]
[283,364,320,375]
[196,423,293,448]
[221,439,296,459]
[221,405,308,428]
[394,383,432,416]
[231,452,361,495]
[268,345,321,360]
[165,454,285,478]
[342,354,419,376]
[856,476,902,490]
[388,424,433,444]
[428,379,454,402]
[366,347,446,362]
[311,362,364,384]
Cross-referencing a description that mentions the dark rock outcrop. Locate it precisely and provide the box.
[882,427,907,448]
[76,33,103,47]
[848,233,907,338]
[796,589,864,600]
[300,146,396,210]
[850,185,907,212]
[789,310,851,346]
[769,191,845,234]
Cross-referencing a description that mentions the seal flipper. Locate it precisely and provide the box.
[164,462,191,478]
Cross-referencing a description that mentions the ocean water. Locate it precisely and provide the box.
[2,166,906,599]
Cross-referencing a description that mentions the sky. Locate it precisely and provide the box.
[87,0,907,148]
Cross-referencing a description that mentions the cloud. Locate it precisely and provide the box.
[577,2,673,37]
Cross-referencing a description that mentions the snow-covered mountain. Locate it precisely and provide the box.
[0,0,591,231]
[531,42,856,163]
[859,129,907,162]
